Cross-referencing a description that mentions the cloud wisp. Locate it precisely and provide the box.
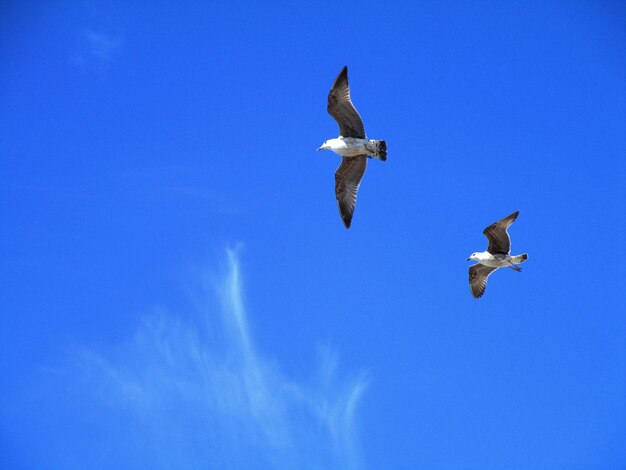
[70,29,121,71]
[66,249,367,469]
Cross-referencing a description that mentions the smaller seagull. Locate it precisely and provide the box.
[318,66,387,229]
[467,211,528,299]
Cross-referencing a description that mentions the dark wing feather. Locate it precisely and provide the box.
[327,66,366,139]
[469,264,498,299]
[483,211,520,255]
[335,156,367,228]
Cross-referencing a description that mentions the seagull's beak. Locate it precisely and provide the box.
[317,146,323,151]
[466,257,471,261]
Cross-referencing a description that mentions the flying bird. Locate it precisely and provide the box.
[318,66,387,229]
[467,211,528,299]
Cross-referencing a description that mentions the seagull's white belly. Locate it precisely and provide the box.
[328,137,369,157]
[480,255,511,268]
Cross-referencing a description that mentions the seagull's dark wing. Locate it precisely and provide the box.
[483,211,520,255]
[335,155,367,229]
[327,66,366,139]
[469,264,498,299]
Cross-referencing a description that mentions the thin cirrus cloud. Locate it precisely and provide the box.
[23,249,368,469]
[70,29,121,70]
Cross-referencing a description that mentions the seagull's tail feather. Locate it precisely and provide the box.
[368,140,387,161]
[512,253,528,265]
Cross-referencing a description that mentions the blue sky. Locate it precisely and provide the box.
[1,1,625,469]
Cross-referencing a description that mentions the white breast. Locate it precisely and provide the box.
[328,137,368,157]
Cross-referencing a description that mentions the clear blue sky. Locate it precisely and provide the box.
[1,1,625,469]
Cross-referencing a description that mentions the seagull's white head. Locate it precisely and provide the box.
[317,141,330,151]
[467,252,480,262]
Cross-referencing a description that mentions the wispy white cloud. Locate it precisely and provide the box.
[71,29,121,71]
[84,30,120,61]
[116,166,238,214]
[67,248,367,469]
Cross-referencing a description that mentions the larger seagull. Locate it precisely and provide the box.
[318,66,386,228]
[467,211,529,299]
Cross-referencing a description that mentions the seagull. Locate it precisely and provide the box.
[467,211,528,299]
[317,66,386,229]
